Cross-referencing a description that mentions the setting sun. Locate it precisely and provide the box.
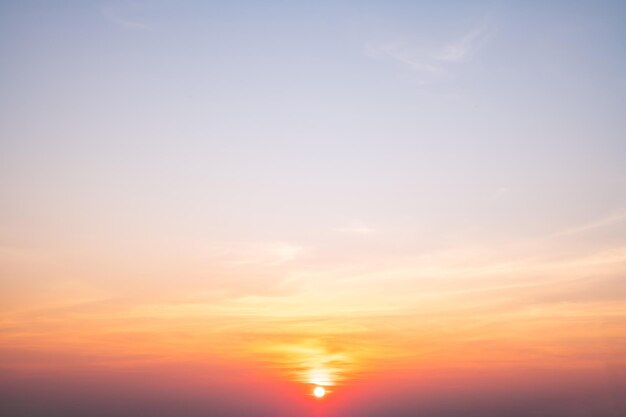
[313,386,326,398]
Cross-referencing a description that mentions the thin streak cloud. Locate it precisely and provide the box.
[364,23,493,81]
[335,221,376,235]
[436,25,492,63]
[100,5,153,31]
[550,210,626,238]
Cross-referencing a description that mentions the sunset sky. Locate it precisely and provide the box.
[2,1,626,416]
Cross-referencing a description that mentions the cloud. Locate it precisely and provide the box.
[364,39,448,83]
[436,25,491,63]
[335,221,376,235]
[364,24,492,82]
[490,186,511,201]
[213,241,305,267]
[550,210,626,238]
[364,40,444,74]
[100,5,153,31]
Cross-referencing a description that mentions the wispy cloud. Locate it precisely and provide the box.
[364,40,445,75]
[101,5,153,31]
[490,186,510,200]
[549,210,626,238]
[364,24,492,82]
[436,25,491,63]
[335,220,376,235]
[209,241,305,267]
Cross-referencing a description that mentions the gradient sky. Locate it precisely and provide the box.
[2,1,626,416]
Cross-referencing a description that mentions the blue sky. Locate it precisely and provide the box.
[3,1,625,247]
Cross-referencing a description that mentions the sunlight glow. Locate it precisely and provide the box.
[308,368,332,386]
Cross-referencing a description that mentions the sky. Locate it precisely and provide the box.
[1,1,626,416]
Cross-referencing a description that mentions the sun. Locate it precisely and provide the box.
[313,386,326,398]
